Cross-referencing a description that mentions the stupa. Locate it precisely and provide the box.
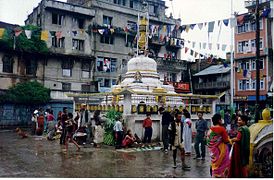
[112,55,175,94]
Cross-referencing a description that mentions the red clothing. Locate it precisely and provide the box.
[47,114,54,121]
[143,117,152,128]
[210,126,229,143]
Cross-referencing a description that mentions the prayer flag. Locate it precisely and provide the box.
[223,19,229,26]
[41,30,49,41]
[0,28,5,39]
[198,23,203,30]
[222,44,227,51]
[25,30,32,39]
[208,43,212,50]
[194,52,198,58]
[190,49,194,56]
[55,31,62,39]
[261,8,271,17]
[192,41,196,48]
[185,25,190,33]
[208,21,215,32]
[230,18,237,28]
[14,28,23,37]
[203,42,207,49]
[185,47,189,53]
[190,24,196,30]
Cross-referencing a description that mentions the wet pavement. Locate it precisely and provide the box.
[0,130,211,178]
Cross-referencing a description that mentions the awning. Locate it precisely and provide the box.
[247,95,266,101]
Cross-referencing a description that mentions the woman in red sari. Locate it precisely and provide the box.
[207,113,231,177]
[122,129,136,148]
[229,115,250,177]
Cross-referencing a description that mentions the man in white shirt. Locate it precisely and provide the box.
[113,116,123,149]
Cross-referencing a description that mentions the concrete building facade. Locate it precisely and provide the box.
[25,0,189,94]
[234,0,273,111]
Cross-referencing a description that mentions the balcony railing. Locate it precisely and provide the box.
[194,81,230,90]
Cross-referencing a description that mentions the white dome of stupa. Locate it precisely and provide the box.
[127,55,157,73]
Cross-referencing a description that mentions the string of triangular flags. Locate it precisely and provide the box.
[0,27,87,41]
[181,8,271,33]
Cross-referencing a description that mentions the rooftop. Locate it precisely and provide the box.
[193,64,230,76]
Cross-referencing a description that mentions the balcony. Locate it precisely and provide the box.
[244,0,271,9]
[194,81,230,90]
[165,81,191,93]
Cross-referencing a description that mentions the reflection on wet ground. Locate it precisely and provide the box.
[0,130,211,177]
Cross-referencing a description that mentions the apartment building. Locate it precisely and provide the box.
[27,0,189,93]
[234,0,273,111]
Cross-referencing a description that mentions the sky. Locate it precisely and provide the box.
[0,0,248,60]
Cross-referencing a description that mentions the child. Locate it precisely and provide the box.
[143,113,153,143]
[229,115,250,178]
[65,113,80,151]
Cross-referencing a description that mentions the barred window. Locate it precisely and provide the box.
[2,55,13,73]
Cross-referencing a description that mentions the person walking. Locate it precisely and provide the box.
[194,111,208,160]
[143,113,153,144]
[65,113,80,151]
[47,110,56,140]
[79,104,91,143]
[60,107,68,145]
[229,115,250,178]
[182,110,192,155]
[159,107,172,153]
[207,113,231,178]
[169,112,191,170]
[113,116,124,149]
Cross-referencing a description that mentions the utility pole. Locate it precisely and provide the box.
[255,0,260,123]
[230,0,234,114]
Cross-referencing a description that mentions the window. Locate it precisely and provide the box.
[52,32,65,48]
[167,73,177,82]
[112,79,117,85]
[26,59,37,75]
[252,80,256,89]
[252,60,256,70]
[260,79,264,90]
[2,55,13,73]
[96,57,117,72]
[72,18,85,29]
[97,78,104,87]
[238,79,251,90]
[82,60,91,78]
[62,59,73,77]
[246,61,250,70]
[104,79,111,87]
[129,0,133,8]
[259,59,264,69]
[237,41,249,53]
[103,16,112,26]
[72,39,84,51]
[81,84,91,92]
[110,59,117,72]
[62,83,71,91]
[52,13,64,25]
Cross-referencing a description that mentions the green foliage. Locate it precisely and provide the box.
[103,109,122,146]
[104,109,122,132]
[0,25,48,53]
[5,81,50,104]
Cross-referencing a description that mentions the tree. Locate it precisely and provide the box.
[4,81,50,104]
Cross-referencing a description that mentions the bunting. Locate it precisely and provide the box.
[208,21,215,32]
[0,28,5,39]
[41,30,49,41]
[25,30,32,39]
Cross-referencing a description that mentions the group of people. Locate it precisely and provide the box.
[31,104,106,151]
[207,113,250,178]
[158,107,251,177]
[159,107,206,170]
